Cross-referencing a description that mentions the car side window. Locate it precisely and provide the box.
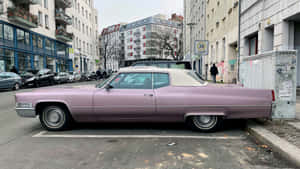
[154,73,170,89]
[110,73,152,89]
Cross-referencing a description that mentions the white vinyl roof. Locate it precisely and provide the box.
[119,67,207,87]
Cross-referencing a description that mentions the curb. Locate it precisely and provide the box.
[246,121,300,168]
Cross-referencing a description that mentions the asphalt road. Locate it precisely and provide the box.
[0,81,296,169]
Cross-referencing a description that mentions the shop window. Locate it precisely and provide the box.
[4,25,13,41]
[17,29,25,44]
[38,36,43,48]
[32,34,37,48]
[4,50,14,71]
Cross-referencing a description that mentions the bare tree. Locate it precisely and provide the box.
[155,30,184,61]
[99,35,115,70]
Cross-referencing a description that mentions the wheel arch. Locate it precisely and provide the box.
[184,112,226,121]
[35,101,71,116]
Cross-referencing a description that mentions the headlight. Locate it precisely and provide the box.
[26,77,35,82]
[16,103,33,109]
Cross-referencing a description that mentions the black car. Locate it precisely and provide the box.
[36,69,55,86]
[131,60,192,70]
[20,71,38,88]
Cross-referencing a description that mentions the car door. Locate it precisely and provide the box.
[93,72,155,121]
[0,75,9,89]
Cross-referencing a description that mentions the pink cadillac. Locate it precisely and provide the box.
[15,67,274,132]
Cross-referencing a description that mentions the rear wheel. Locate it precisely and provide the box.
[187,115,222,132]
[39,105,72,131]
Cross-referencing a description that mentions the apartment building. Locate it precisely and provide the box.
[240,0,300,86]
[0,0,99,73]
[122,14,183,66]
[183,0,206,75]
[68,0,99,73]
[205,0,239,83]
[99,24,123,71]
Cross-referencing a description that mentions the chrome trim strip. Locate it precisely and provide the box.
[16,108,36,118]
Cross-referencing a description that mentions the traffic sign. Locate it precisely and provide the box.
[194,40,209,55]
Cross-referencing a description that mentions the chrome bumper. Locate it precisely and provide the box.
[16,108,36,118]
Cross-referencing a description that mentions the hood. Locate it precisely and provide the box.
[32,85,97,93]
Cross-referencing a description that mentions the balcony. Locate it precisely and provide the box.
[11,0,40,5]
[7,7,38,28]
[55,10,72,25]
[55,0,72,8]
[56,28,73,42]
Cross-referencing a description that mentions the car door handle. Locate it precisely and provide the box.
[144,94,154,97]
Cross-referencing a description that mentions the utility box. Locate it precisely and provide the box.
[240,51,297,119]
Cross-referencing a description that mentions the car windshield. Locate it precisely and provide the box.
[186,71,206,84]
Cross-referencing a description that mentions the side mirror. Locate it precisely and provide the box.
[105,84,113,91]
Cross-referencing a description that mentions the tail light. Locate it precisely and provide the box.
[272,90,275,102]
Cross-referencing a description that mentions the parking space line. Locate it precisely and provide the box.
[33,131,246,140]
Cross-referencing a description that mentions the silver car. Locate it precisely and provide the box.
[0,72,22,90]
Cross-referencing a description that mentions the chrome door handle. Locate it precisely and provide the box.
[144,94,154,97]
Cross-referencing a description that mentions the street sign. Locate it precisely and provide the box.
[194,40,209,56]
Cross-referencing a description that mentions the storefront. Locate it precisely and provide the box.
[0,20,72,73]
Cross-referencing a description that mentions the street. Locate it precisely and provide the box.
[0,81,295,169]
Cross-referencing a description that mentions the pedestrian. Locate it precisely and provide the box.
[210,64,218,83]
[96,69,101,80]
[10,66,18,74]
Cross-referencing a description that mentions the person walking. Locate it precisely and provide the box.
[210,64,218,83]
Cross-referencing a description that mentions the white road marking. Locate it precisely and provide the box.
[33,131,245,140]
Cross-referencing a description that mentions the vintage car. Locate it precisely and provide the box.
[15,67,274,132]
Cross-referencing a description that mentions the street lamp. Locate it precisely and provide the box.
[187,22,196,71]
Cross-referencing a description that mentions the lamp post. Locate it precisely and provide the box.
[187,22,196,71]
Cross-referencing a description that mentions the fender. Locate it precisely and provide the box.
[184,112,226,121]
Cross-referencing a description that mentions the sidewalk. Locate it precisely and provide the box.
[247,120,300,168]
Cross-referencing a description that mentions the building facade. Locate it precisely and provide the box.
[122,14,183,66]
[100,14,183,71]
[240,0,300,86]
[183,0,206,75]
[205,0,239,83]
[68,0,99,73]
[0,0,72,73]
[99,24,123,71]
[0,0,99,73]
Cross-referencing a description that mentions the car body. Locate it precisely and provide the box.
[54,72,69,84]
[68,72,81,82]
[131,60,192,70]
[20,72,37,88]
[15,67,273,132]
[0,72,22,90]
[36,69,55,86]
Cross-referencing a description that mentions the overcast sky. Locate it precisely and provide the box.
[95,0,183,31]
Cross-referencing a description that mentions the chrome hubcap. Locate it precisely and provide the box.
[15,84,19,90]
[193,116,217,130]
[44,108,65,128]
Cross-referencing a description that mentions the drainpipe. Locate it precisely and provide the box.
[237,0,241,82]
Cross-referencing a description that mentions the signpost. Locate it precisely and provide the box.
[194,40,209,74]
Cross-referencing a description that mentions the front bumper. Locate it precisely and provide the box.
[16,108,36,118]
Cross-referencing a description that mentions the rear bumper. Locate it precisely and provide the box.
[16,108,36,118]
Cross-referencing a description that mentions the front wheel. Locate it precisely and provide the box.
[39,105,72,131]
[187,115,222,132]
[13,83,20,91]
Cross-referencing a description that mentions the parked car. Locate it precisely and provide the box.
[68,72,81,82]
[20,71,37,88]
[36,69,55,87]
[15,67,274,131]
[0,72,22,91]
[80,73,89,81]
[54,72,69,84]
[131,60,192,70]
[87,72,97,81]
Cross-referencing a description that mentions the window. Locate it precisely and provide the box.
[82,7,84,16]
[45,15,49,28]
[249,35,258,56]
[78,20,81,31]
[38,11,43,26]
[85,10,88,19]
[44,0,48,9]
[109,73,152,89]
[37,36,43,48]
[82,23,84,33]
[17,29,25,44]
[0,23,3,39]
[154,73,170,89]
[4,25,13,41]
